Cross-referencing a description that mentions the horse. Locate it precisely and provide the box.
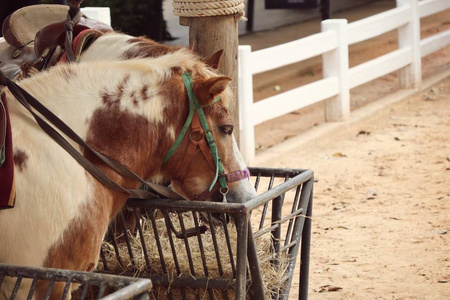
[0,42,256,299]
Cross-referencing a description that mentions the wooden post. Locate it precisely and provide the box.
[180,15,240,142]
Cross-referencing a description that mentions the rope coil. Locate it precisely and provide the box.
[173,0,245,18]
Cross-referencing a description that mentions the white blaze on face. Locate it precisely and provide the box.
[232,135,248,171]
[228,136,257,203]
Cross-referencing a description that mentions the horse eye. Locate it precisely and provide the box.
[220,125,233,135]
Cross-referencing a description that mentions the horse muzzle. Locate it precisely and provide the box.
[194,168,254,203]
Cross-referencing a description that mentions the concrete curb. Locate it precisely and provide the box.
[255,68,450,166]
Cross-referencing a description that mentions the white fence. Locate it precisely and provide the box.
[238,0,450,165]
[81,7,111,25]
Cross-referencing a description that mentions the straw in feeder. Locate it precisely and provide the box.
[99,211,290,299]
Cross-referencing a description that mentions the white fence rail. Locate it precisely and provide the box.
[238,0,450,165]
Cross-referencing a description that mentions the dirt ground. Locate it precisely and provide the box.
[238,1,450,299]
[273,78,450,300]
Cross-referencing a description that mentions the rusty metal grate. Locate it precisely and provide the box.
[0,263,152,300]
[98,167,314,300]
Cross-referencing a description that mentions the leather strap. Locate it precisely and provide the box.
[0,99,6,165]
[226,169,250,182]
[175,113,216,175]
[63,3,82,62]
[0,70,183,200]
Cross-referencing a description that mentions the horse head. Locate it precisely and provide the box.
[160,51,256,204]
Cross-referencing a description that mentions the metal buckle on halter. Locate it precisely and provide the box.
[220,186,229,203]
[189,130,203,142]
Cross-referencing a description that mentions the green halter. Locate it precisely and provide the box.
[162,72,228,193]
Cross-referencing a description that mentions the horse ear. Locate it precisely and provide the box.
[205,50,224,69]
[195,76,232,106]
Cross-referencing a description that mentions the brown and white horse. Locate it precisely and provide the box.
[0,37,255,299]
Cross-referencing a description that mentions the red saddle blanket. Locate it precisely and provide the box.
[0,92,15,209]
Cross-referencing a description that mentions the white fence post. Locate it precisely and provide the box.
[321,19,350,122]
[397,0,421,89]
[238,46,255,165]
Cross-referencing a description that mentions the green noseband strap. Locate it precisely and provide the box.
[162,72,227,192]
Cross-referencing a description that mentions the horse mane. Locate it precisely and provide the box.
[17,45,233,109]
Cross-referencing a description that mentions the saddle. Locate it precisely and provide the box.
[0,1,112,80]
[0,93,15,209]
[0,1,112,209]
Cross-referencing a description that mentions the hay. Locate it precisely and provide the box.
[99,212,290,299]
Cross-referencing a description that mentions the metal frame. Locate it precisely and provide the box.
[100,167,314,300]
[0,263,152,300]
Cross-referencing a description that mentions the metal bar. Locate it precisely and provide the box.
[281,178,314,299]
[221,213,236,278]
[192,212,215,299]
[247,223,265,299]
[207,212,225,277]
[2,262,152,287]
[153,211,169,274]
[149,275,233,289]
[177,212,196,276]
[192,212,209,278]
[192,212,209,276]
[134,209,152,272]
[271,195,283,268]
[249,167,306,178]
[285,185,302,247]
[253,171,261,191]
[99,247,109,272]
[221,289,230,300]
[127,198,248,214]
[161,212,188,299]
[79,282,89,299]
[10,274,22,300]
[96,284,106,299]
[126,169,313,213]
[234,215,248,299]
[44,276,56,300]
[299,187,313,300]
[118,211,136,269]
[27,277,38,300]
[61,279,72,300]
[108,223,125,270]
[259,174,275,230]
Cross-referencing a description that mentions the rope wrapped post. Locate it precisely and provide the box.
[173,0,245,143]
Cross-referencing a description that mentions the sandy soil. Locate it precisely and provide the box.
[272,78,450,300]
[238,1,450,299]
